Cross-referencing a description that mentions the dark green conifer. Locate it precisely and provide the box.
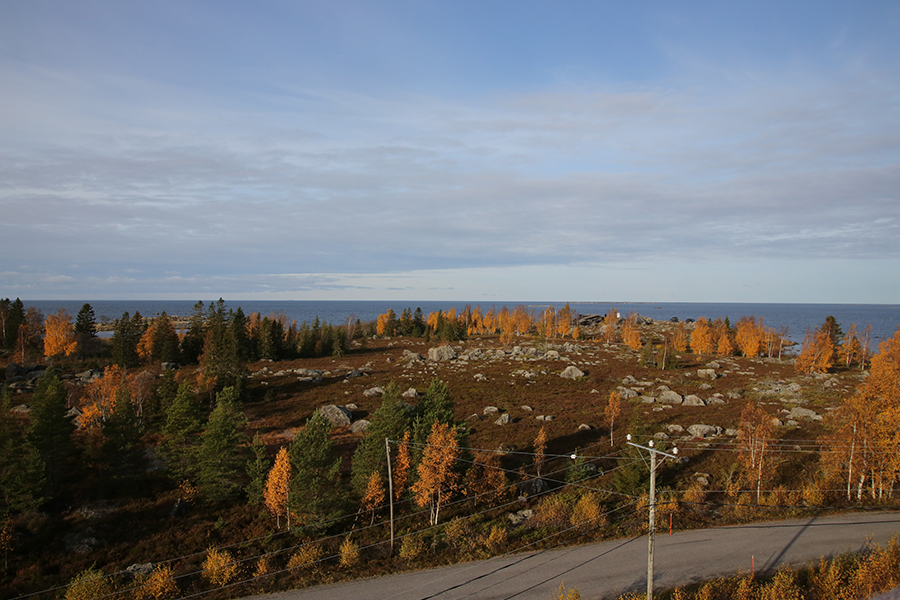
[197,387,248,503]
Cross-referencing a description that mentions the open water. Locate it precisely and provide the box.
[19,299,900,349]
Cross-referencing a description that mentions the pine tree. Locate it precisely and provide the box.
[101,386,143,487]
[111,311,145,368]
[160,382,203,483]
[289,411,342,526]
[412,378,455,453]
[245,432,270,506]
[0,387,45,513]
[180,301,206,364]
[197,387,248,503]
[27,368,76,498]
[350,383,410,495]
[74,303,97,338]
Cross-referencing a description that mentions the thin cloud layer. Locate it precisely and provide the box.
[1,2,898,301]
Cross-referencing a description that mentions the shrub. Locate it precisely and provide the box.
[339,537,359,568]
[133,564,178,600]
[201,547,238,587]
[64,567,114,600]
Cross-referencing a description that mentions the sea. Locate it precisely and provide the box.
[18,300,900,349]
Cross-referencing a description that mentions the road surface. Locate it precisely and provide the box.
[245,511,900,600]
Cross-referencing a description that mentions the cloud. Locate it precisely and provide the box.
[0,8,898,301]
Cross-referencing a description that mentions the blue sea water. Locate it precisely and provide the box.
[18,299,900,348]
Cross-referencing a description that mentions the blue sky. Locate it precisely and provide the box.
[1,1,899,302]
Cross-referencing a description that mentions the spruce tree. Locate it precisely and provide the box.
[0,387,45,513]
[160,382,203,483]
[197,387,248,503]
[111,312,145,368]
[244,432,270,506]
[350,382,410,495]
[74,303,97,338]
[101,387,143,488]
[289,411,341,525]
[27,369,76,499]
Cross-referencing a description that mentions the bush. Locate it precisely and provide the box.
[201,547,238,587]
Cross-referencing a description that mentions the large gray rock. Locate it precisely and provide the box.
[318,405,352,428]
[697,369,718,380]
[657,390,684,404]
[363,387,384,397]
[494,413,512,425]
[687,424,719,438]
[682,395,706,406]
[789,407,823,421]
[428,345,458,361]
[560,365,585,379]
[350,420,370,434]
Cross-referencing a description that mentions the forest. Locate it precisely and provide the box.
[0,297,898,600]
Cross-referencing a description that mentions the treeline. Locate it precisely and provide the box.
[1,298,357,377]
[375,303,580,343]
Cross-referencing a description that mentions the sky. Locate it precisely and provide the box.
[1,1,899,303]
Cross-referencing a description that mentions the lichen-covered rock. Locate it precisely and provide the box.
[318,405,352,428]
[560,365,585,379]
[428,345,458,361]
[687,424,719,438]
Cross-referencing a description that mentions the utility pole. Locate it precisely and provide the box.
[627,434,678,600]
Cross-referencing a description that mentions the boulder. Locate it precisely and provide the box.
[577,423,593,431]
[494,413,512,425]
[318,405,352,428]
[616,386,639,400]
[363,387,384,397]
[687,424,719,438]
[483,406,499,416]
[350,420,370,434]
[518,478,549,498]
[401,388,419,399]
[657,390,684,404]
[544,350,561,360]
[560,366,585,379]
[682,395,706,406]
[789,407,823,421]
[428,345,458,361]
[697,369,718,380]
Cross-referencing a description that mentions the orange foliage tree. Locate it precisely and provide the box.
[265,447,292,529]
[735,316,764,357]
[392,431,411,501]
[411,422,460,525]
[821,327,900,500]
[44,308,77,358]
[690,317,713,355]
[605,391,622,445]
[361,471,385,525]
[737,402,775,504]
[603,307,618,344]
[672,322,689,352]
[796,327,835,374]
[622,314,642,351]
[533,426,547,477]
